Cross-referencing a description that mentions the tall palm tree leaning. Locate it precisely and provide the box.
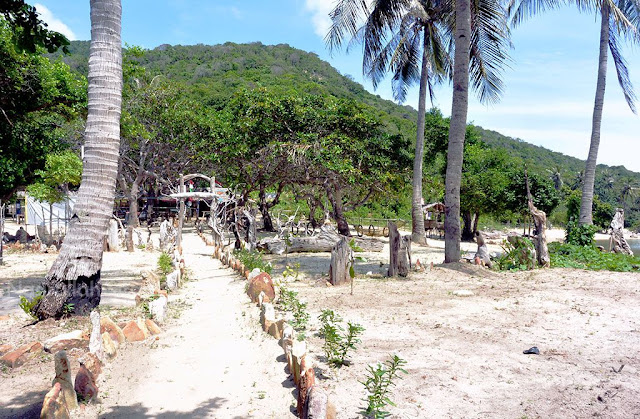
[509,0,639,226]
[35,0,122,319]
[326,0,510,259]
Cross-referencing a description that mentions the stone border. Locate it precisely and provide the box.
[201,233,334,418]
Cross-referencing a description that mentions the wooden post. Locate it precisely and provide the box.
[0,200,4,265]
[388,221,411,277]
[176,174,185,252]
[329,236,352,285]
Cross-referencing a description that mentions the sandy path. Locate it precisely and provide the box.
[88,233,296,418]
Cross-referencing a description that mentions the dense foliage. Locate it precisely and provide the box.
[0,22,86,200]
[549,242,640,272]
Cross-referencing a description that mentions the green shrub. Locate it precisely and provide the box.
[496,237,536,271]
[565,220,599,246]
[361,354,408,418]
[19,293,42,319]
[278,286,309,331]
[157,252,173,275]
[319,309,364,367]
[234,249,272,274]
[549,242,640,272]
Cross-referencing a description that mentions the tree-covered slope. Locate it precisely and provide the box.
[51,40,640,218]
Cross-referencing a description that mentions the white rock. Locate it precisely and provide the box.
[44,330,84,346]
[149,295,168,324]
[248,268,262,281]
[166,269,181,291]
[88,310,103,360]
[452,289,475,297]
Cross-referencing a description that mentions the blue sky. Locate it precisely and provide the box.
[33,0,640,173]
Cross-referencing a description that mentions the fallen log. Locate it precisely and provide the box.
[257,225,384,254]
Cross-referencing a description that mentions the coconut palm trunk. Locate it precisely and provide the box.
[34,0,122,319]
[579,6,609,225]
[444,0,472,263]
[411,28,431,245]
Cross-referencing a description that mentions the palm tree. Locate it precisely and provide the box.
[327,0,509,255]
[35,0,122,319]
[509,0,639,226]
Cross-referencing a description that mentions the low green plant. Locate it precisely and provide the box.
[549,242,640,272]
[496,237,536,271]
[565,220,599,246]
[157,252,173,275]
[62,303,75,316]
[234,249,273,274]
[319,309,365,367]
[19,293,42,319]
[361,354,408,418]
[278,286,309,331]
[283,262,301,281]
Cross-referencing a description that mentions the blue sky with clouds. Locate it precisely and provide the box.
[33,0,640,172]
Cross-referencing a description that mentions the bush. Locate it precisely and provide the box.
[361,354,408,418]
[277,286,309,331]
[549,242,640,272]
[234,249,272,274]
[157,252,173,275]
[565,221,599,246]
[319,309,364,367]
[19,293,42,320]
[496,237,536,271]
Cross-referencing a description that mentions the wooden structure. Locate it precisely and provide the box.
[423,202,445,238]
[171,173,217,251]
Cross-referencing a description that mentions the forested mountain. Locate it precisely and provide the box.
[50,40,640,226]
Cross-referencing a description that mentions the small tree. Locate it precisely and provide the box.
[26,151,82,242]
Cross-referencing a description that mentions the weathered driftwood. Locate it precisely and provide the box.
[610,208,633,255]
[388,221,411,277]
[159,219,176,253]
[257,225,383,254]
[243,209,257,252]
[525,171,550,267]
[474,231,492,268]
[329,237,352,285]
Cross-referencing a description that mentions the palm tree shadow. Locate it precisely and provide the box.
[100,397,226,418]
[0,389,48,419]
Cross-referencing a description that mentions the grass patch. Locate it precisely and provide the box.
[549,242,640,272]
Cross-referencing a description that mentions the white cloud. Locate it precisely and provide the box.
[305,0,335,38]
[34,3,77,41]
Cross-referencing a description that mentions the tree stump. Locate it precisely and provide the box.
[106,219,120,252]
[610,208,633,255]
[329,237,352,285]
[159,219,175,253]
[243,209,257,252]
[388,221,411,277]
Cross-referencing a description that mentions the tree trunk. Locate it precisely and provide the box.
[329,236,352,285]
[49,203,53,243]
[461,210,474,241]
[579,6,609,226]
[176,174,185,252]
[388,221,411,277]
[327,186,350,236]
[34,0,122,319]
[526,171,550,267]
[106,219,120,251]
[243,209,257,252]
[258,185,275,232]
[444,0,471,263]
[410,29,431,245]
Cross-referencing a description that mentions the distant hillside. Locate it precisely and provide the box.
[51,41,640,213]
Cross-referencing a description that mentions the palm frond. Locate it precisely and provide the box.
[507,0,562,27]
[608,23,637,113]
[469,0,512,104]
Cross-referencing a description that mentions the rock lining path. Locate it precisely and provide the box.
[87,232,296,418]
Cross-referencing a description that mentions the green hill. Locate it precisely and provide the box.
[51,40,640,224]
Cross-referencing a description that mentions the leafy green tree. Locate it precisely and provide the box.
[0,0,69,53]
[503,170,561,223]
[26,150,82,241]
[0,19,86,200]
